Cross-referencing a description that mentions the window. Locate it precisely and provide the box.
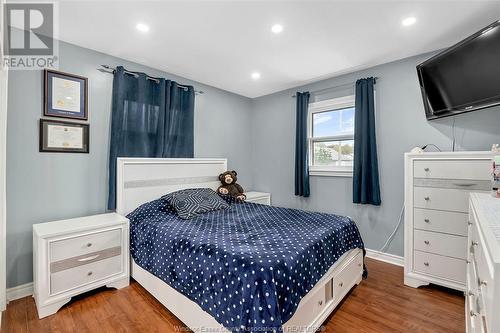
[308,95,355,177]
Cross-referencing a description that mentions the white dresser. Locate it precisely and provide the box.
[404,152,491,291]
[244,191,271,205]
[33,213,129,318]
[467,193,500,333]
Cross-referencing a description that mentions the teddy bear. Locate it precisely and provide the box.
[217,170,246,201]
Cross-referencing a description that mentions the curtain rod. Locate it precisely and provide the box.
[98,65,204,95]
[291,77,379,98]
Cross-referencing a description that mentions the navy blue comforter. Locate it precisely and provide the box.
[128,198,365,332]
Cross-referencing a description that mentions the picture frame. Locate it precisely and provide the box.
[39,119,89,153]
[44,69,88,120]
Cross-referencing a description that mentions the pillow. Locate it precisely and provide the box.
[162,188,229,219]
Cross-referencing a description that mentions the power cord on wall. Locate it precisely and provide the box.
[380,136,452,252]
[379,205,404,252]
[378,139,451,252]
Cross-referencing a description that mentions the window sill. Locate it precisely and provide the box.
[309,169,353,177]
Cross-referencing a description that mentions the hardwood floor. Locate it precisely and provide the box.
[1,258,465,333]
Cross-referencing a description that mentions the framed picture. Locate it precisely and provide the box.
[44,69,88,120]
[39,119,89,153]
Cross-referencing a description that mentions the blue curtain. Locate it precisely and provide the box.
[108,66,195,209]
[353,77,381,205]
[294,92,310,197]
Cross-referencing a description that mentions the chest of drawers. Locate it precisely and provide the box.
[467,193,500,333]
[404,152,491,291]
[33,213,129,318]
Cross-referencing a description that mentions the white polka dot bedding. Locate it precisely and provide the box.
[128,195,366,332]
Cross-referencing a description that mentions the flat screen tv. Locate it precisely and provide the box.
[417,20,500,120]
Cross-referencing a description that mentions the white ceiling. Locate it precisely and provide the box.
[58,1,500,98]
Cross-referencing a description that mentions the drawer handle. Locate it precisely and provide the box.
[424,168,430,172]
[424,262,429,267]
[424,218,430,223]
[339,282,343,287]
[86,243,92,248]
[480,280,487,287]
[424,240,430,245]
[468,221,473,226]
[470,310,478,317]
[472,241,479,246]
[87,271,93,276]
[453,183,475,187]
[77,254,100,262]
[318,300,323,306]
[424,197,430,201]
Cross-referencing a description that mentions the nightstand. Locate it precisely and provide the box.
[33,213,129,318]
[244,191,271,205]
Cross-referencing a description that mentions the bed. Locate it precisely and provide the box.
[116,158,365,332]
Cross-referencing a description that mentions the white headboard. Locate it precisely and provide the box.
[116,158,227,216]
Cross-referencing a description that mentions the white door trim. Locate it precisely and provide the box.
[0,0,8,313]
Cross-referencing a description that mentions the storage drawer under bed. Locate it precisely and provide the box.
[284,250,363,328]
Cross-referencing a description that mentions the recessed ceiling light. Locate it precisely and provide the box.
[271,24,283,34]
[251,72,261,80]
[136,23,150,32]
[401,17,417,27]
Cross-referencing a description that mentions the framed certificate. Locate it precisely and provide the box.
[39,119,89,153]
[44,69,88,120]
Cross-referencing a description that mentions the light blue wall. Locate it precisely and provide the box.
[250,52,500,257]
[6,41,253,288]
[7,44,500,288]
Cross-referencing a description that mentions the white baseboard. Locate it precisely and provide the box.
[6,282,33,302]
[365,248,404,267]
